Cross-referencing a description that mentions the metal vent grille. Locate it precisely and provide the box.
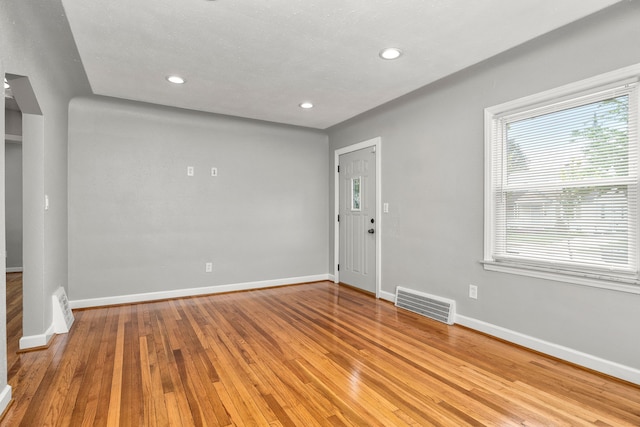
[395,286,455,325]
[52,287,74,333]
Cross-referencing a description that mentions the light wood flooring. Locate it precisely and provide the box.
[2,274,640,426]
[5,272,22,373]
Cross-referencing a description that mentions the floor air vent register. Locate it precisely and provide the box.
[395,286,456,325]
[52,287,75,333]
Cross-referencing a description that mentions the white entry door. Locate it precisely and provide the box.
[338,147,376,293]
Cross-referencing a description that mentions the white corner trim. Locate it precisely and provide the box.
[69,274,332,309]
[379,290,395,303]
[19,322,55,350]
[6,267,23,273]
[0,384,12,416]
[455,314,640,386]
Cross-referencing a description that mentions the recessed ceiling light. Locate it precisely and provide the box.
[299,102,314,109]
[379,47,402,60]
[3,78,9,89]
[166,75,185,84]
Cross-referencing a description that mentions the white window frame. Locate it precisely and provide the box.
[351,176,362,211]
[484,64,640,295]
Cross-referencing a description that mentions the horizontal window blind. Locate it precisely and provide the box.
[490,83,639,277]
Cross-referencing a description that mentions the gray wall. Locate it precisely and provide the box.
[4,109,22,269]
[327,1,640,370]
[4,109,21,136]
[68,96,328,300]
[5,142,22,269]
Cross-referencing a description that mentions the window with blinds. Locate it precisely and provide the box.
[484,66,640,291]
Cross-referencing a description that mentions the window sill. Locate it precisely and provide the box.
[482,261,640,295]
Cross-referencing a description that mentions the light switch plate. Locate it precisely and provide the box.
[469,285,478,299]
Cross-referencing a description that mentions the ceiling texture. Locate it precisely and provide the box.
[60,0,620,129]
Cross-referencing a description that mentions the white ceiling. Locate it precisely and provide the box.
[60,0,619,129]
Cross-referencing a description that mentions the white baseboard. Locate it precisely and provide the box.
[379,290,395,302]
[455,314,640,386]
[0,384,11,416]
[19,322,55,350]
[69,274,332,309]
[6,267,23,273]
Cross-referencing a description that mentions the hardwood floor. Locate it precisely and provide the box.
[5,272,22,374]
[2,277,639,426]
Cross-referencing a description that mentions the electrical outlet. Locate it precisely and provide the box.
[187,166,194,176]
[469,284,478,299]
[205,262,213,273]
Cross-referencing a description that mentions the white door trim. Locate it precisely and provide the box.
[334,137,382,298]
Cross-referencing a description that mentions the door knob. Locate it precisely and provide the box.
[368,228,375,234]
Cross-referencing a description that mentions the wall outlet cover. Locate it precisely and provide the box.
[469,285,478,299]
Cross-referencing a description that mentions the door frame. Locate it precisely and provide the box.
[334,137,382,298]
